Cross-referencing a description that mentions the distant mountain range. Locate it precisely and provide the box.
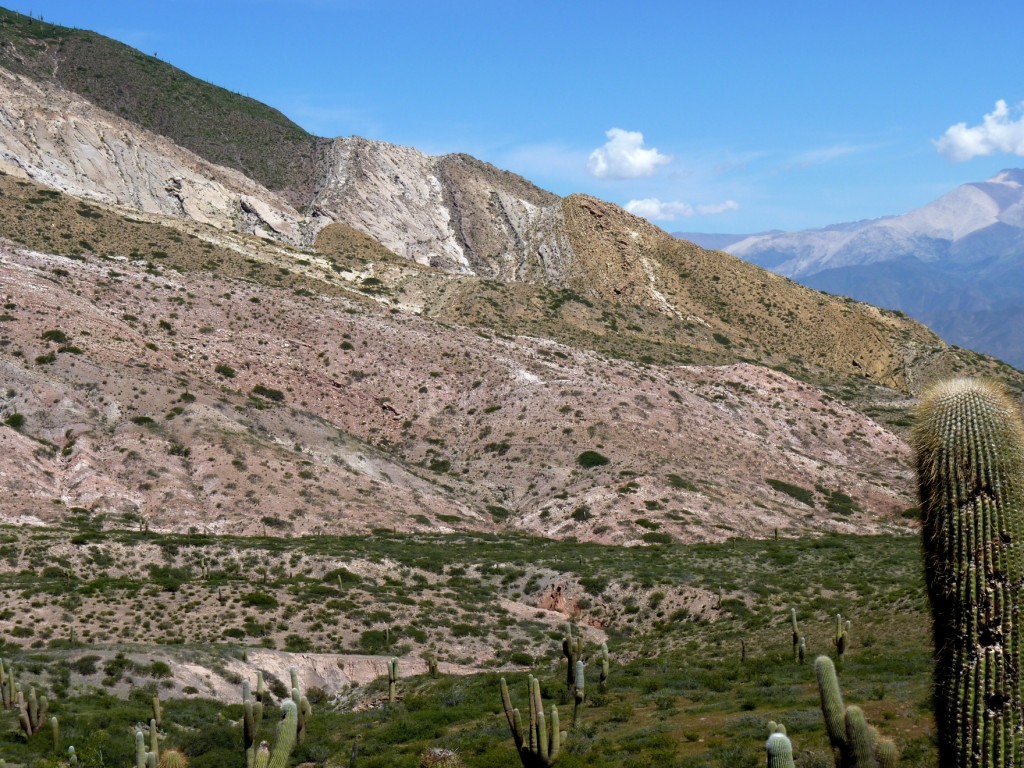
[677,169,1024,368]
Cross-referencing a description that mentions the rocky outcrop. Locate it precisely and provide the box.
[0,67,317,244]
[309,137,577,280]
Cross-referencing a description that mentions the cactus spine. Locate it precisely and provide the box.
[913,378,1024,768]
[388,657,398,705]
[500,675,563,767]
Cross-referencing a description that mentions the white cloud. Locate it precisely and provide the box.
[625,198,739,221]
[935,100,1024,161]
[696,200,740,215]
[587,128,671,179]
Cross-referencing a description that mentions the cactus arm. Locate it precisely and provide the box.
[814,655,847,751]
[548,705,561,763]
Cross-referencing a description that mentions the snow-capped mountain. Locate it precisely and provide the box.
[681,170,1024,368]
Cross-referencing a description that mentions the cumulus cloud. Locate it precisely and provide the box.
[587,128,671,179]
[625,198,739,221]
[935,100,1024,161]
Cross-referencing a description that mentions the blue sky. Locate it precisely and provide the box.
[9,1,1024,233]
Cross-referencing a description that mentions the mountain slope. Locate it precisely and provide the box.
[710,170,1024,367]
[1,7,1022,544]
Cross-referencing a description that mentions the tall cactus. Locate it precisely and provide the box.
[913,378,1024,768]
[572,660,585,728]
[388,657,398,705]
[790,609,800,661]
[500,675,563,767]
[833,614,850,663]
[268,700,298,768]
[598,642,609,692]
[814,655,896,768]
[562,626,583,688]
[243,679,265,768]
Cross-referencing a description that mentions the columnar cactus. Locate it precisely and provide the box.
[135,729,147,768]
[268,700,298,768]
[252,742,270,768]
[833,614,850,662]
[572,660,585,728]
[913,378,1024,768]
[152,694,163,728]
[244,678,265,768]
[500,675,563,767]
[67,745,77,766]
[814,655,896,768]
[388,657,399,705]
[798,637,806,665]
[790,609,800,661]
[0,659,9,709]
[562,626,583,688]
[50,715,59,754]
[598,642,609,692]
[766,727,795,768]
[18,685,48,738]
[149,718,159,762]
[287,666,311,746]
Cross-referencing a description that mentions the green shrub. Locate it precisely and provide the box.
[252,384,284,402]
[577,450,610,468]
[214,363,236,378]
[4,412,25,430]
[241,591,278,609]
[766,478,815,507]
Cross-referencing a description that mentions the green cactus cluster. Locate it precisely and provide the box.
[913,377,1024,768]
[500,675,564,767]
[18,685,49,739]
[814,655,896,768]
[289,666,313,746]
